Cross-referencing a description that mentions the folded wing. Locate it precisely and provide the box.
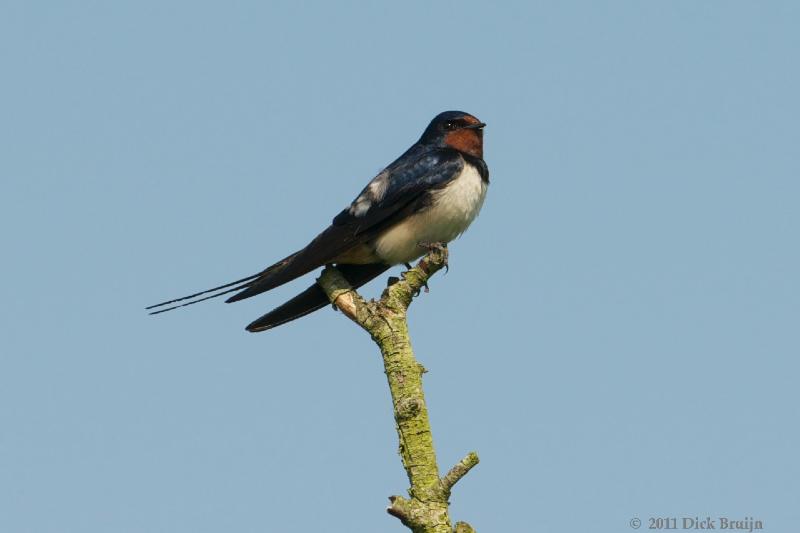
[146,147,464,313]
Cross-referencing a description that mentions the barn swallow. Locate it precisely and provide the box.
[147,110,489,332]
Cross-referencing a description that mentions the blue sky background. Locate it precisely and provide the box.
[1,2,798,532]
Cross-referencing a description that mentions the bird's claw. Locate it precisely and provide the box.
[417,241,449,272]
[412,280,429,297]
[399,263,413,281]
[417,241,448,254]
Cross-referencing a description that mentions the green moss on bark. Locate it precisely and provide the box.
[317,248,479,533]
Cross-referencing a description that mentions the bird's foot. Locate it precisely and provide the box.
[411,283,430,297]
[417,241,449,273]
[399,262,414,282]
[386,276,400,287]
[417,241,448,253]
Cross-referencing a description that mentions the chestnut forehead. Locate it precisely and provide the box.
[461,115,481,125]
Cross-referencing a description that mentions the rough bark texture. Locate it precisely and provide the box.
[316,247,479,533]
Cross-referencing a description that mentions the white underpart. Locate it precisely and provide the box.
[374,164,488,264]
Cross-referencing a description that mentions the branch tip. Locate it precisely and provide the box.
[454,521,477,533]
[387,495,411,522]
[316,266,368,324]
[441,451,480,493]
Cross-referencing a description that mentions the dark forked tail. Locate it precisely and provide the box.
[146,251,303,315]
[245,263,390,332]
[146,274,261,315]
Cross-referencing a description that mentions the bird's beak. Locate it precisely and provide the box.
[464,122,486,130]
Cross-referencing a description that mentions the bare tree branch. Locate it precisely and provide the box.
[316,247,479,532]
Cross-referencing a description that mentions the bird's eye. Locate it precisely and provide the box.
[443,121,456,130]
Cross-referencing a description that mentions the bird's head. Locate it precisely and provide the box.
[420,111,486,159]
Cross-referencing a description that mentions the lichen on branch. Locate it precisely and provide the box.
[316,247,479,533]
